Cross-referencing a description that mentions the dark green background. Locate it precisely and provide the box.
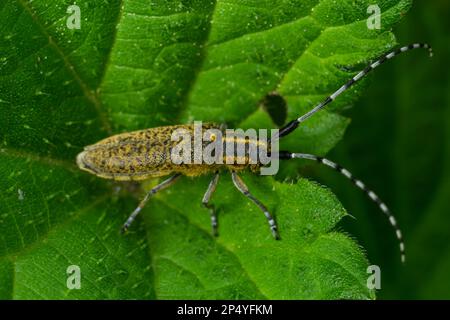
[311,0,450,299]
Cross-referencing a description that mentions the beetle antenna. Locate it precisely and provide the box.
[275,43,432,139]
[279,151,406,264]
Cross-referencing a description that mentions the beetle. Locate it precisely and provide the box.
[77,43,432,263]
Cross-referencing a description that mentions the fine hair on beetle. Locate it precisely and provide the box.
[76,43,433,263]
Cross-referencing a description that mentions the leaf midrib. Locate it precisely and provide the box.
[0,194,110,261]
[15,0,114,135]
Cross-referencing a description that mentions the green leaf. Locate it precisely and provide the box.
[0,0,410,299]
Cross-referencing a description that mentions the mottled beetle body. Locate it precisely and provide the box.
[77,43,432,262]
[77,123,265,181]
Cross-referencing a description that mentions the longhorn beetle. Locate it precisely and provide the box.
[77,43,432,263]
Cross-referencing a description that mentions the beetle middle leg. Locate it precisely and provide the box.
[202,171,220,236]
[121,173,181,233]
[231,171,280,239]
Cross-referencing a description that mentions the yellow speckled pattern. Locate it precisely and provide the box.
[76,123,265,181]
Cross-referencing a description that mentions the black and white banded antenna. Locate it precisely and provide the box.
[276,43,433,139]
[276,43,432,263]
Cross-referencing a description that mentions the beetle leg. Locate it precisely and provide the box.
[121,174,181,233]
[202,171,220,236]
[231,171,280,239]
